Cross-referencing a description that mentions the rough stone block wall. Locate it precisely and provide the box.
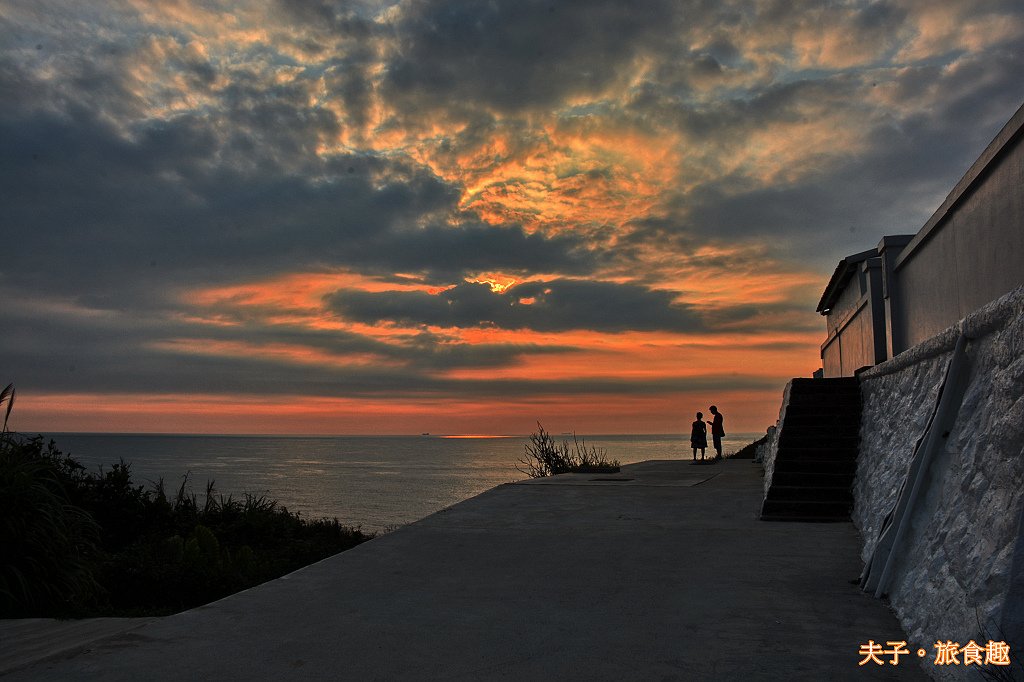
[754,425,774,463]
[761,382,791,499]
[854,343,951,562]
[855,286,1024,680]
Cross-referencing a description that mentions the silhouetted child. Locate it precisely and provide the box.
[690,412,708,461]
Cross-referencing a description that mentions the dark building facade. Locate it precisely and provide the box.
[818,101,1024,377]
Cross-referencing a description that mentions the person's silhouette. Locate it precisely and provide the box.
[709,405,725,459]
[690,412,707,461]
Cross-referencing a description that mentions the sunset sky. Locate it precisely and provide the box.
[3,0,1023,435]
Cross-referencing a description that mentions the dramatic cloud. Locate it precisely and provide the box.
[2,0,1022,433]
[381,0,682,113]
[327,279,708,333]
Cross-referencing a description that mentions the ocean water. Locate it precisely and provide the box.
[43,433,761,532]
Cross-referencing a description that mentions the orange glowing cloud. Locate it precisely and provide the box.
[187,271,447,314]
[448,121,681,237]
[440,329,818,383]
[150,338,401,370]
[464,273,521,293]
[351,108,682,240]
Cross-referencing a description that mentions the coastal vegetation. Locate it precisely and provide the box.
[728,434,768,459]
[517,423,620,477]
[1,432,372,618]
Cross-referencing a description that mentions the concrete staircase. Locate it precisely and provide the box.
[760,377,861,522]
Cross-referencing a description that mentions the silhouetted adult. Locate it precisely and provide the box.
[709,405,725,459]
[690,412,708,461]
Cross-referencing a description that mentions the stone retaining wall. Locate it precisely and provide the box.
[760,383,791,498]
[754,425,775,464]
[854,285,1024,679]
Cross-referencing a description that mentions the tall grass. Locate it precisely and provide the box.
[0,383,14,433]
[0,432,373,617]
[517,422,620,477]
[0,434,102,616]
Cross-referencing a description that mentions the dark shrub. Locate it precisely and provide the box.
[0,435,102,617]
[1,435,372,617]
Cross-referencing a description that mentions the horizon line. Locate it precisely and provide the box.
[25,430,767,439]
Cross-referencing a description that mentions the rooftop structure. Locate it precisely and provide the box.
[818,101,1024,377]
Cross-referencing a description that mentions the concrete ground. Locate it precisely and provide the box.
[1,460,927,680]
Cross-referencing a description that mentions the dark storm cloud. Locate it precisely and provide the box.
[0,299,578,395]
[0,61,592,306]
[381,0,681,113]
[10,343,776,398]
[320,54,377,134]
[2,298,769,399]
[327,279,708,333]
[620,46,1024,261]
[360,224,593,284]
[373,0,924,123]
[274,0,378,37]
[6,0,1019,308]
[4,0,1024,421]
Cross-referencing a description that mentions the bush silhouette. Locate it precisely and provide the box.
[517,422,619,477]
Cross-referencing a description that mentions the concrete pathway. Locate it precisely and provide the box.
[1,460,927,680]
[0,618,154,676]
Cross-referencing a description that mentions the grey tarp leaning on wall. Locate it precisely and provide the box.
[860,334,971,597]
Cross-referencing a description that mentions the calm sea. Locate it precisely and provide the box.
[43,433,761,533]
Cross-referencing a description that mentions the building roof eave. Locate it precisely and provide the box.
[816,247,877,313]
